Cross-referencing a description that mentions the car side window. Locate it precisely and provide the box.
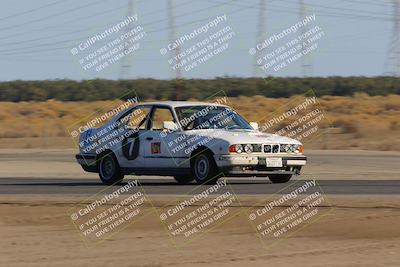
[149,107,175,131]
[118,106,150,130]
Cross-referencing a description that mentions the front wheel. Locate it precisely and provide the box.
[192,152,219,185]
[98,153,124,185]
[268,174,292,184]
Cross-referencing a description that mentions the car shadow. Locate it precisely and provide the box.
[2,179,399,188]
[0,178,272,187]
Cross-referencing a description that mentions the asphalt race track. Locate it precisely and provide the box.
[0,177,399,195]
[0,149,399,196]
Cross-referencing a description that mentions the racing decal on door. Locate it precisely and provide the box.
[151,142,161,154]
[122,132,140,160]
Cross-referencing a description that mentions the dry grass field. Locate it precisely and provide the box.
[0,93,399,150]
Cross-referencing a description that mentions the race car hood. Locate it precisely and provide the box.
[184,129,301,145]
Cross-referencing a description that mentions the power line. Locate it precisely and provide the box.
[0,0,170,43]
[0,0,237,55]
[0,0,110,31]
[232,0,397,21]
[344,0,397,8]
[0,3,128,43]
[0,0,65,22]
[0,0,391,62]
[280,0,395,18]
[0,0,220,54]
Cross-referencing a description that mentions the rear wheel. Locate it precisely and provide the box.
[173,176,194,184]
[98,153,124,185]
[192,152,219,185]
[268,174,292,184]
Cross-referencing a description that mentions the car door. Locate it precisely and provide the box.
[143,106,185,168]
[115,105,151,169]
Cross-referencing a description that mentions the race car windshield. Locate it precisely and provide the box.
[175,106,252,131]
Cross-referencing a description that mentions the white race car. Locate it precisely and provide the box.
[76,101,307,185]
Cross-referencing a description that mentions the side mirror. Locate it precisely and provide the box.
[250,122,259,130]
[163,121,179,132]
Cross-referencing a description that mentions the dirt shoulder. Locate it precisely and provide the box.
[0,196,399,267]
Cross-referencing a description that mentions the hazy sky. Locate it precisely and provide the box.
[0,0,395,81]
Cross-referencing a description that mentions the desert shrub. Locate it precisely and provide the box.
[332,119,358,134]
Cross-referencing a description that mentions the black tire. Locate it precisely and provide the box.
[173,176,195,184]
[268,174,292,184]
[98,153,124,185]
[192,152,219,185]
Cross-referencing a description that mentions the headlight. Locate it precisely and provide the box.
[292,144,299,153]
[244,144,253,153]
[284,144,294,153]
[281,144,288,152]
[281,144,302,153]
[230,144,259,153]
[235,144,243,153]
[293,144,303,153]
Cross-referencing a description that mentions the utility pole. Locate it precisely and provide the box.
[168,0,183,100]
[299,0,312,77]
[119,0,135,80]
[254,0,266,76]
[385,0,400,76]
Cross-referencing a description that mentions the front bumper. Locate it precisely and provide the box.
[76,153,98,172]
[214,154,307,177]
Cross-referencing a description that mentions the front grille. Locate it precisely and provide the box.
[252,144,262,152]
[264,145,271,153]
[263,144,280,153]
